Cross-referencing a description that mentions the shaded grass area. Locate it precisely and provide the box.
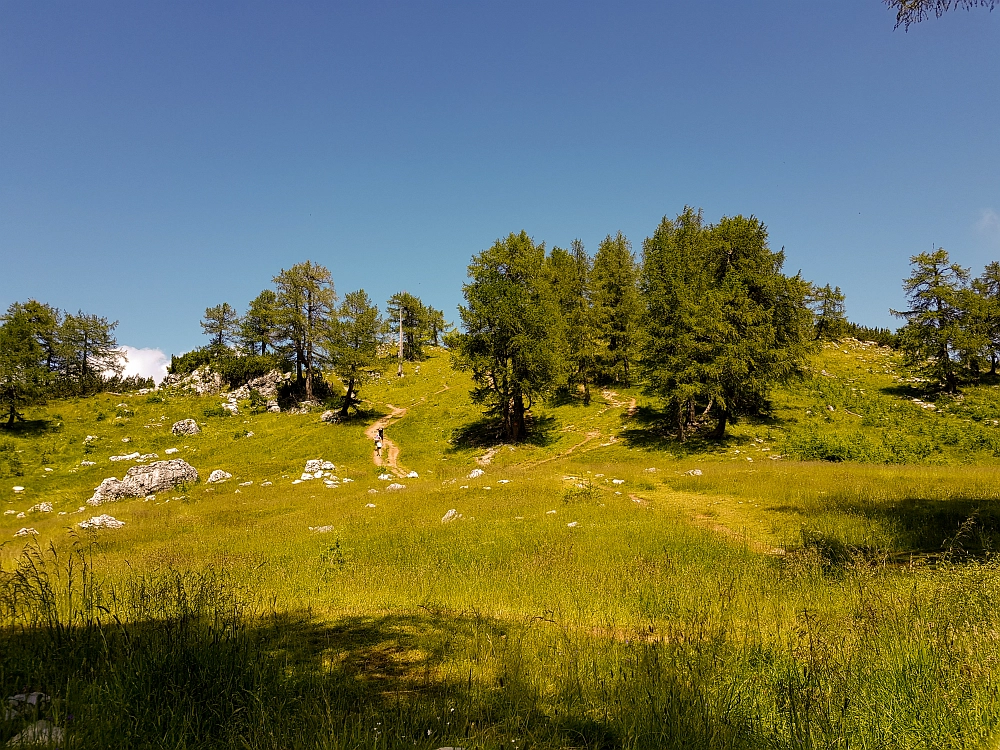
[3,542,998,750]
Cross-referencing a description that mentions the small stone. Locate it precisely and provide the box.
[14,527,38,537]
[239,481,252,487]
[80,460,96,466]
[406,470,419,478]
[366,502,377,507]
[386,483,406,491]
[261,481,273,486]
[78,514,124,530]
[442,509,461,523]
[164,448,179,455]
[612,479,625,485]
[13,486,24,493]
[567,521,578,528]
[207,470,232,484]
[467,468,485,479]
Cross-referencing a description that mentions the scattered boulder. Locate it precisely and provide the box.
[386,483,406,491]
[13,528,38,537]
[266,400,280,413]
[88,459,199,505]
[304,459,323,473]
[406,471,419,478]
[207,470,232,484]
[79,515,124,530]
[467,468,485,479]
[110,452,140,462]
[684,469,703,476]
[441,509,462,524]
[226,369,286,402]
[320,410,337,423]
[171,419,200,436]
[221,401,239,415]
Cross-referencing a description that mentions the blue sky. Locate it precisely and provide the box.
[2,1,998,378]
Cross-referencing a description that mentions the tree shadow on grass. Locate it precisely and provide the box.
[0,419,54,438]
[0,598,793,750]
[621,406,763,457]
[450,415,558,451]
[824,494,1000,559]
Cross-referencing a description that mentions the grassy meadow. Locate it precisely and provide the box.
[2,343,1000,748]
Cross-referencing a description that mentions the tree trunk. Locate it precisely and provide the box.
[991,354,997,376]
[6,403,14,427]
[582,371,590,406]
[511,391,526,441]
[711,408,729,439]
[677,402,686,442]
[339,376,355,418]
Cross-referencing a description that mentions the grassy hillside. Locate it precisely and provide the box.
[1,343,999,749]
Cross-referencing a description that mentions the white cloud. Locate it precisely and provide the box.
[119,346,170,384]
[976,208,1000,244]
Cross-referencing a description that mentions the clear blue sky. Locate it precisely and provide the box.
[2,1,998,369]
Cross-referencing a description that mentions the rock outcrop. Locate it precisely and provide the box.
[161,366,225,395]
[207,469,232,483]
[171,419,200,436]
[87,459,199,506]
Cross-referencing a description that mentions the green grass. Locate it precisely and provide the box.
[2,344,1000,748]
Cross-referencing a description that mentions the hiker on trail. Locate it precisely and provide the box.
[377,427,384,442]
[375,437,383,458]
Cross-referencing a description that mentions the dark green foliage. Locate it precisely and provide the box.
[842,323,899,348]
[386,291,432,362]
[273,261,337,400]
[453,231,561,440]
[238,290,280,356]
[202,404,232,418]
[546,240,596,404]
[0,304,49,426]
[325,289,388,417]
[592,232,641,385]
[892,249,970,393]
[168,347,214,376]
[214,353,287,388]
[640,209,812,439]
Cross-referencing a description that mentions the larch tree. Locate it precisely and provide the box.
[452,231,560,441]
[591,232,641,385]
[0,305,49,426]
[885,0,995,28]
[58,312,123,395]
[640,210,811,439]
[273,261,336,400]
[891,249,969,393]
[546,240,596,404]
[239,290,279,355]
[201,303,240,349]
[386,292,431,362]
[808,284,848,340]
[324,290,388,418]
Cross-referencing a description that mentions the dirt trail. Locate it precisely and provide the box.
[365,405,408,476]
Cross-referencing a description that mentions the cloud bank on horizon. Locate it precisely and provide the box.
[119,346,169,384]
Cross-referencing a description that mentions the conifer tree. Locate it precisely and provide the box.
[386,292,432,361]
[808,284,848,340]
[453,231,560,440]
[324,290,388,417]
[640,209,810,439]
[0,305,49,426]
[239,290,279,355]
[201,303,240,349]
[892,249,969,393]
[547,240,596,403]
[58,312,123,395]
[973,261,1000,375]
[273,261,336,400]
[591,232,641,385]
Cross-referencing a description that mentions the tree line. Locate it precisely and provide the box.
[176,263,449,418]
[0,302,136,426]
[452,208,859,441]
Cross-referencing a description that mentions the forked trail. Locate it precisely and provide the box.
[365,405,408,476]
